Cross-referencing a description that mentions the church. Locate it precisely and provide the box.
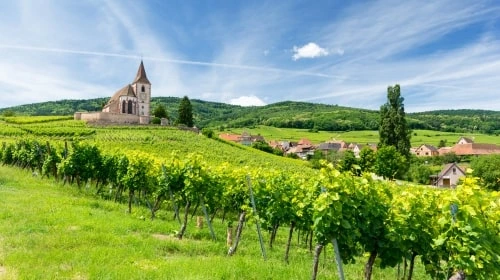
[74,61,152,124]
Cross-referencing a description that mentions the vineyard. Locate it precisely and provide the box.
[0,118,499,279]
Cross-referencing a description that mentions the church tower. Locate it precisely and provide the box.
[132,61,151,120]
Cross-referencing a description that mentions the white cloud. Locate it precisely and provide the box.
[292,42,329,60]
[229,95,267,106]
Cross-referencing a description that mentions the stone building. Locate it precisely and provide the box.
[75,61,151,124]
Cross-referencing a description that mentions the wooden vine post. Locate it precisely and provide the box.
[247,175,267,261]
[200,195,216,240]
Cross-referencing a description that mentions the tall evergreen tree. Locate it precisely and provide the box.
[177,96,194,127]
[379,84,411,159]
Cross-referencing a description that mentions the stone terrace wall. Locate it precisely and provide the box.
[75,112,140,124]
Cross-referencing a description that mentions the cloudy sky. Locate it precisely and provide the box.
[0,0,499,112]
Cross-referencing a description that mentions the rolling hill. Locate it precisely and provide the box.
[1,97,500,134]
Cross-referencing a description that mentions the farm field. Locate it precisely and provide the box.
[219,125,500,146]
[0,165,430,279]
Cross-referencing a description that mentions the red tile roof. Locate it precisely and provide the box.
[451,143,500,156]
[219,133,240,142]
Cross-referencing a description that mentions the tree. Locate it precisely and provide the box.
[177,96,194,127]
[153,104,168,119]
[358,147,376,173]
[375,146,406,180]
[2,110,15,117]
[340,150,359,175]
[379,84,412,159]
[437,139,447,148]
[201,128,214,138]
[251,140,274,153]
[407,162,434,184]
[471,155,500,191]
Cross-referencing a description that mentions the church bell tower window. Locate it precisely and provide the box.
[141,85,145,92]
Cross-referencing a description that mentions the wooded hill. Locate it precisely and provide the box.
[1,97,500,134]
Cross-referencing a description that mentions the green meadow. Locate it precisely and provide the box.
[220,125,500,146]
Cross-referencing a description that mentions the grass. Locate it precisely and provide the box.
[0,165,431,279]
[218,125,500,146]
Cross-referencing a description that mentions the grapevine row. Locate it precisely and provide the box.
[0,139,498,279]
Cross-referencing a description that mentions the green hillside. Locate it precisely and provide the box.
[2,98,500,134]
[0,117,307,171]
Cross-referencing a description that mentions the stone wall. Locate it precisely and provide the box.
[75,112,141,124]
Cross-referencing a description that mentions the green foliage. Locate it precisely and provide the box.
[375,146,406,179]
[438,139,447,148]
[407,162,434,184]
[358,147,376,173]
[151,117,161,124]
[441,152,460,164]
[430,177,500,278]
[177,96,194,127]
[251,140,274,154]
[2,109,15,117]
[339,150,359,175]
[152,104,168,119]
[471,155,500,191]
[201,128,214,138]
[379,84,412,159]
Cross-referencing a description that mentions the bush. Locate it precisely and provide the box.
[151,117,161,125]
[202,128,214,139]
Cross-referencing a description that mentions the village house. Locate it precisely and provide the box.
[457,136,474,145]
[436,136,500,156]
[317,142,342,156]
[412,144,439,157]
[450,143,500,156]
[74,61,152,124]
[416,137,500,157]
[286,138,315,159]
[268,140,291,152]
[430,163,466,188]
[351,143,377,158]
[437,146,452,156]
[218,132,265,146]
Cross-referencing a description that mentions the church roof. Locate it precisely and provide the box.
[105,84,136,106]
[132,60,151,85]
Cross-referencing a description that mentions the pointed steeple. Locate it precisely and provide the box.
[132,60,151,85]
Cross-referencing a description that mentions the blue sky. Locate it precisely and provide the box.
[0,0,499,112]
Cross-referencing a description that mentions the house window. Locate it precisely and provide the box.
[452,168,456,175]
[141,85,145,92]
[425,152,429,155]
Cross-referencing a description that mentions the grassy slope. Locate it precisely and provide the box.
[0,165,430,279]
[220,125,500,146]
[0,118,308,171]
